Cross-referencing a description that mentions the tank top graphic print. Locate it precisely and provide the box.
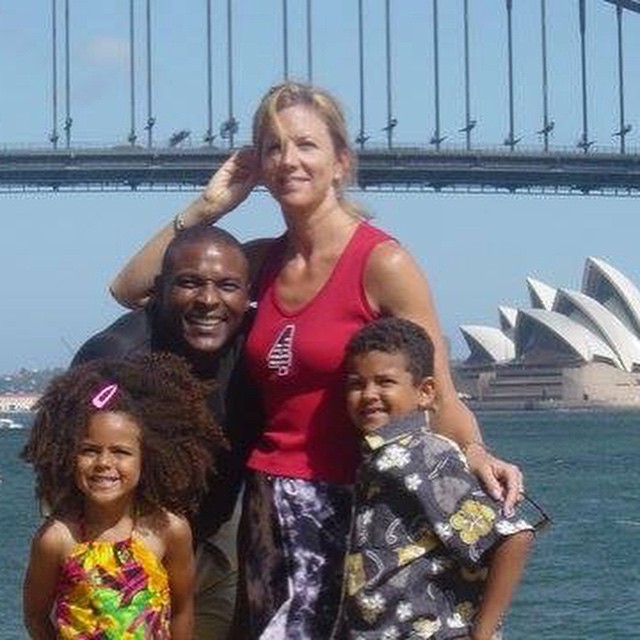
[267,324,296,376]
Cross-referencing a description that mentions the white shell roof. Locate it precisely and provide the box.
[459,257,640,370]
[526,277,557,311]
[582,257,640,336]
[498,305,518,333]
[460,325,515,363]
[554,288,640,372]
[515,308,621,368]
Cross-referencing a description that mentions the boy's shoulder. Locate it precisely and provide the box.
[367,415,467,466]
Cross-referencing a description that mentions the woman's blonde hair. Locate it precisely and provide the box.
[252,81,366,218]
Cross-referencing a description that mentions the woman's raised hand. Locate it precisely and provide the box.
[201,147,260,220]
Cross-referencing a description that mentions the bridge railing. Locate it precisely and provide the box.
[3,144,640,195]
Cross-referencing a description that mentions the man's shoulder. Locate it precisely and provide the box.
[71,309,153,366]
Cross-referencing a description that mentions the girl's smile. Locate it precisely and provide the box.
[75,411,142,508]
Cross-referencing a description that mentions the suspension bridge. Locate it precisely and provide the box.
[2,0,640,195]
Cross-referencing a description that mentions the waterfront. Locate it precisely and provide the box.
[1,410,638,639]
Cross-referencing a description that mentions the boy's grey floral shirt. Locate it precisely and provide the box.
[342,411,532,639]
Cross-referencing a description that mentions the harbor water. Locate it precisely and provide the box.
[1,410,638,639]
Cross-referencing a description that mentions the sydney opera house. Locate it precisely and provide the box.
[453,257,640,409]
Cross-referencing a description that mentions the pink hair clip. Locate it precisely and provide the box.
[91,383,119,409]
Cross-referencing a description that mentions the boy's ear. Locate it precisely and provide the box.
[417,376,436,410]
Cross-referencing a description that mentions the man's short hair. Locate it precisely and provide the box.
[161,224,247,276]
[345,317,435,381]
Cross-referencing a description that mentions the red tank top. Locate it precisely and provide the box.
[245,222,394,484]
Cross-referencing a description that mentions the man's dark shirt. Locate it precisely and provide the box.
[71,305,262,541]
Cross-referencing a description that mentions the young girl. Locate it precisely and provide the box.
[21,353,225,640]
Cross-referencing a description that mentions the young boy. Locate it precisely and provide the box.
[339,318,534,640]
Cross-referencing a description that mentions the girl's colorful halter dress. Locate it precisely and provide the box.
[53,529,171,639]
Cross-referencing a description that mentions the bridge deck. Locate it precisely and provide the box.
[3,146,640,195]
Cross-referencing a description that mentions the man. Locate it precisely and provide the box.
[72,225,262,639]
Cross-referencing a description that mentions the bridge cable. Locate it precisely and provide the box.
[306,0,313,83]
[226,0,235,149]
[128,0,137,146]
[50,0,59,148]
[615,2,630,153]
[283,0,289,80]
[205,0,214,145]
[504,0,518,150]
[539,0,552,152]
[462,0,474,151]
[431,0,442,150]
[578,0,591,152]
[357,0,366,149]
[384,0,395,149]
[64,0,72,148]
[145,0,155,148]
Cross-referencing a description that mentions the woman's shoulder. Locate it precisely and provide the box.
[362,236,433,316]
[365,236,421,281]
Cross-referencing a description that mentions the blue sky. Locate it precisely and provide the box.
[2,0,640,372]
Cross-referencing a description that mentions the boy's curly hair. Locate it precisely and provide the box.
[345,317,435,382]
[21,353,226,518]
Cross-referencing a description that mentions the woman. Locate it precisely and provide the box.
[112,82,523,639]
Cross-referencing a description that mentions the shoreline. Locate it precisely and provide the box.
[464,400,640,413]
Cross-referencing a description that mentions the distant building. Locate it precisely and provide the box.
[0,393,39,413]
[454,257,640,410]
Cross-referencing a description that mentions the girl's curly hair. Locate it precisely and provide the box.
[21,353,226,518]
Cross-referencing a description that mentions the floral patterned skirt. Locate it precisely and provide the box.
[236,471,353,640]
